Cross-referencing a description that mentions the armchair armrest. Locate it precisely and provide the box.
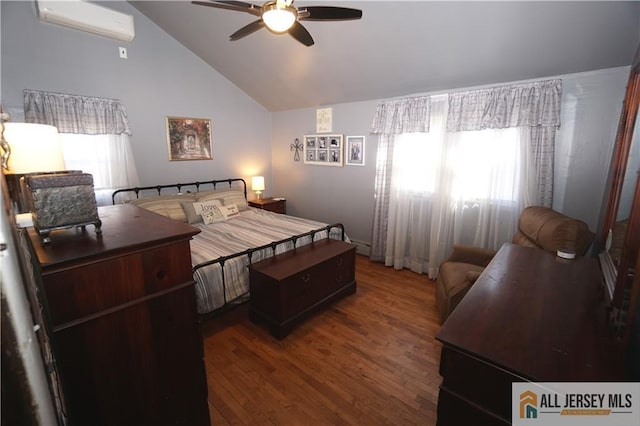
[444,244,497,267]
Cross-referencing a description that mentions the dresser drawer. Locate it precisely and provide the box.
[54,284,206,425]
[280,271,316,319]
[322,249,356,295]
[267,200,286,214]
[43,241,194,327]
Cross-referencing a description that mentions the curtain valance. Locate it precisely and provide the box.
[24,89,132,135]
[447,79,562,132]
[371,96,431,134]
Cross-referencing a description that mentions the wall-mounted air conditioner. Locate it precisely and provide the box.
[37,0,135,42]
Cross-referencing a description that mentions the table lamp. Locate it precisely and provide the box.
[1,122,101,243]
[252,176,265,200]
[2,122,66,212]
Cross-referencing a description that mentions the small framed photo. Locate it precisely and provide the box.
[304,134,343,166]
[166,116,212,161]
[346,136,365,166]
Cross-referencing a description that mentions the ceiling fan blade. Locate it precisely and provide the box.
[229,19,265,41]
[191,1,261,17]
[288,21,314,46]
[299,6,362,21]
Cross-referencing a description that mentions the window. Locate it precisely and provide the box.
[393,120,522,204]
[450,127,521,203]
[59,133,139,206]
[393,133,439,193]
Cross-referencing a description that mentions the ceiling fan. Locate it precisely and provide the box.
[191,0,362,46]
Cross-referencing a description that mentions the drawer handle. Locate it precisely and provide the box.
[335,275,343,283]
[301,273,311,283]
[156,270,166,280]
[336,258,343,266]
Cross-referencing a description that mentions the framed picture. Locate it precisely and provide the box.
[346,136,365,166]
[304,134,343,166]
[316,107,332,133]
[166,116,212,161]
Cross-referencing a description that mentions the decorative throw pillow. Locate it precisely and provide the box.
[181,199,222,224]
[196,189,248,211]
[201,206,226,225]
[129,194,196,222]
[218,203,240,219]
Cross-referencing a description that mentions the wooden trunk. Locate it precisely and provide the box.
[248,238,356,339]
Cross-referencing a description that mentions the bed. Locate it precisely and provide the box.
[112,178,347,317]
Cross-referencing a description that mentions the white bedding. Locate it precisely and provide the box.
[190,207,346,314]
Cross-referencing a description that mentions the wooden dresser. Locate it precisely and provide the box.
[248,238,356,339]
[28,204,210,426]
[436,244,624,426]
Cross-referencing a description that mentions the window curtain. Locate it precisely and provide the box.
[24,89,132,135]
[447,79,562,207]
[369,96,431,261]
[23,90,139,205]
[370,80,562,278]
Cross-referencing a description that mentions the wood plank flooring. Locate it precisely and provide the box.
[200,254,442,425]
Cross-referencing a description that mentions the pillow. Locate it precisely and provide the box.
[218,203,240,219]
[196,189,248,211]
[129,194,196,222]
[181,199,222,224]
[201,206,227,225]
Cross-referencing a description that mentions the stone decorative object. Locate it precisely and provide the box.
[23,172,102,244]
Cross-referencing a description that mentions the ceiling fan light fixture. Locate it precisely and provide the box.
[262,3,296,33]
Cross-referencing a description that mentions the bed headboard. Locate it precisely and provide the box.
[112,178,247,205]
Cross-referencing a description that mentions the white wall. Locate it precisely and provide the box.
[1,1,272,188]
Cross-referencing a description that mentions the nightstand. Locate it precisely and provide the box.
[249,197,286,214]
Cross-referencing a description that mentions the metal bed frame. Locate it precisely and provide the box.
[112,178,346,319]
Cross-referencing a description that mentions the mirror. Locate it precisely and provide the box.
[609,114,640,266]
[598,44,640,303]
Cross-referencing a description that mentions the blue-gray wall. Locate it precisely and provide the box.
[0,1,632,249]
[272,100,378,246]
[1,1,272,187]
[271,68,630,247]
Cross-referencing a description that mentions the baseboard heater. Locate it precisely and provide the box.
[37,0,135,42]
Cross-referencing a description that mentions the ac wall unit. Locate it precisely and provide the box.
[37,0,135,42]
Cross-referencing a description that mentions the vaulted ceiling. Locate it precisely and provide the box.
[130,1,640,111]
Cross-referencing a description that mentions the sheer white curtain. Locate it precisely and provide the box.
[59,133,139,206]
[384,96,445,272]
[427,125,537,277]
[372,79,562,278]
[385,97,536,277]
[370,96,431,261]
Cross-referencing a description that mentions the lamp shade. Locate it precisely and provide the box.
[3,123,65,174]
[251,176,265,192]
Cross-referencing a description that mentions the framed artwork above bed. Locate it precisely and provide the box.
[166,116,212,161]
[303,134,344,167]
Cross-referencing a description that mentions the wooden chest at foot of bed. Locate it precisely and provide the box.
[248,238,357,339]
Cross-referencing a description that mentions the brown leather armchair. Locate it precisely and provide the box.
[435,206,595,323]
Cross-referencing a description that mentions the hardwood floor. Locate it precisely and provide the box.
[200,254,442,425]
